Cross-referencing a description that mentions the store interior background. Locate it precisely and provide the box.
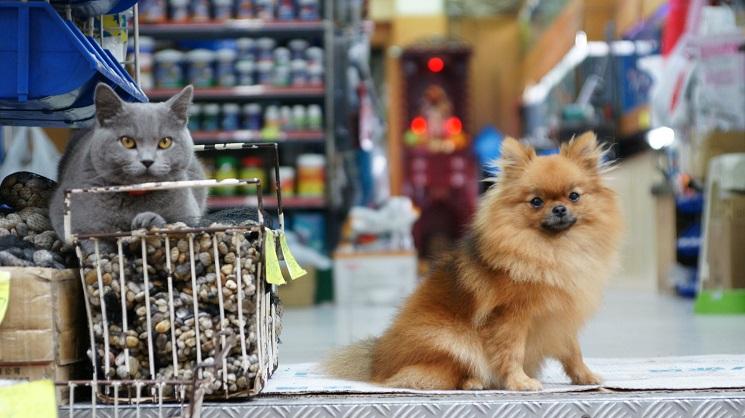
[2,0,744,364]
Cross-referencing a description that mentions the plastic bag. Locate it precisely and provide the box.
[0,127,61,182]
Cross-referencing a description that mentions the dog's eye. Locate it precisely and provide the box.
[530,197,544,208]
[120,136,136,149]
[569,192,581,202]
[158,137,173,149]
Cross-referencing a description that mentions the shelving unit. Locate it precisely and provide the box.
[191,130,325,144]
[139,20,326,38]
[208,195,325,209]
[147,85,325,100]
[141,0,339,253]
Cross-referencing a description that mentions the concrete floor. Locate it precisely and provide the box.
[279,288,745,363]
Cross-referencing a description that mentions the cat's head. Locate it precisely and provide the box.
[89,83,196,184]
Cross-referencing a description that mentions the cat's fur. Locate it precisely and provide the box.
[50,84,206,240]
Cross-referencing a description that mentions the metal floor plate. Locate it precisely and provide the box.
[61,389,745,418]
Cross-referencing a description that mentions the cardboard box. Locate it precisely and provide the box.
[704,194,745,290]
[278,267,317,308]
[692,131,745,180]
[0,267,86,401]
[333,251,417,306]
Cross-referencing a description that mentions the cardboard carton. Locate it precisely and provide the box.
[704,194,745,289]
[0,267,86,402]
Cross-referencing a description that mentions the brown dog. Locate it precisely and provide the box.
[325,132,623,390]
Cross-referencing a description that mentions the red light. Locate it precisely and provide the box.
[445,117,462,135]
[427,57,444,73]
[411,116,427,135]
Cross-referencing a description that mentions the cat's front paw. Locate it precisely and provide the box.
[131,212,167,230]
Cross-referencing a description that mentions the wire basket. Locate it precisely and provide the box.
[63,143,285,402]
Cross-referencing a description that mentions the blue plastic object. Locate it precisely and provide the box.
[0,1,146,127]
[51,0,138,18]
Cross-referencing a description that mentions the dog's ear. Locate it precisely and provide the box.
[499,137,535,178]
[561,131,604,172]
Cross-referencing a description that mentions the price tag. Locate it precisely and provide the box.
[264,229,286,285]
[278,233,307,280]
[0,380,57,418]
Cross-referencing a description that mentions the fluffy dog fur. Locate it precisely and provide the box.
[324,132,623,390]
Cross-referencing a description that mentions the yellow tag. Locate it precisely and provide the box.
[0,379,57,418]
[278,233,307,280]
[0,271,9,326]
[264,229,286,285]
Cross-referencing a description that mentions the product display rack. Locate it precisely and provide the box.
[141,0,339,253]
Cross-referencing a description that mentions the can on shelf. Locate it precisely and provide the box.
[186,49,215,88]
[222,103,241,131]
[188,103,202,131]
[240,157,266,195]
[216,48,237,87]
[297,154,325,197]
[214,156,238,196]
[202,103,220,131]
[154,49,184,89]
[275,166,296,197]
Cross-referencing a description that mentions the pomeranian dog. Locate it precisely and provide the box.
[324,132,623,391]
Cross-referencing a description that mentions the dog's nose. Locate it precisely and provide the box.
[141,160,154,168]
[552,205,567,217]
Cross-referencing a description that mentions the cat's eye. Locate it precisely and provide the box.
[120,136,136,149]
[530,197,544,208]
[569,192,581,202]
[158,137,173,149]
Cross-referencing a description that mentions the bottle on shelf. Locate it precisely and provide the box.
[240,157,266,195]
[214,156,239,196]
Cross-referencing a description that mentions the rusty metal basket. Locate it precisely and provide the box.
[63,143,285,403]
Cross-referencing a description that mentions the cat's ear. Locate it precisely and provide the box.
[166,85,193,125]
[95,83,124,126]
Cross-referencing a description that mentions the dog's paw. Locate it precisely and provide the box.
[570,369,602,385]
[131,212,167,230]
[504,375,543,391]
[461,377,486,390]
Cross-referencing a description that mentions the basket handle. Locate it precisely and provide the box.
[193,142,285,230]
[63,178,265,243]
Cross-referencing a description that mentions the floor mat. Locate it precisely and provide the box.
[263,355,745,394]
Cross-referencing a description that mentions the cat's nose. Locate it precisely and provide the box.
[141,160,154,168]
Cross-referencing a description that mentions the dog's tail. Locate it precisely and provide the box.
[321,337,378,381]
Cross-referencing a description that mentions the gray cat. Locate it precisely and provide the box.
[49,83,207,242]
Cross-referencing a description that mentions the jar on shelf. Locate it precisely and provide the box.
[235,0,254,18]
[306,46,323,66]
[307,104,322,131]
[298,0,320,21]
[276,0,294,20]
[236,59,256,86]
[140,0,167,22]
[275,166,296,197]
[307,63,323,86]
[256,61,274,85]
[292,105,307,130]
[264,105,281,130]
[280,106,293,131]
[290,59,308,86]
[169,0,189,22]
[240,157,266,195]
[154,49,184,88]
[242,103,262,131]
[214,156,238,196]
[136,37,155,90]
[288,39,309,60]
[186,49,215,88]
[215,48,237,87]
[221,103,240,131]
[273,47,291,66]
[236,38,256,60]
[273,64,290,87]
[212,0,233,20]
[190,0,211,21]
[297,154,325,197]
[188,103,202,131]
[256,38,276,62]
[202,103,220,131]
[254,0,275,20]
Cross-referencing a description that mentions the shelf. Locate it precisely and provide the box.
[139,20,326,38]
[208,195,325,209]
[147,86,325,101]
[192,130,324,144]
